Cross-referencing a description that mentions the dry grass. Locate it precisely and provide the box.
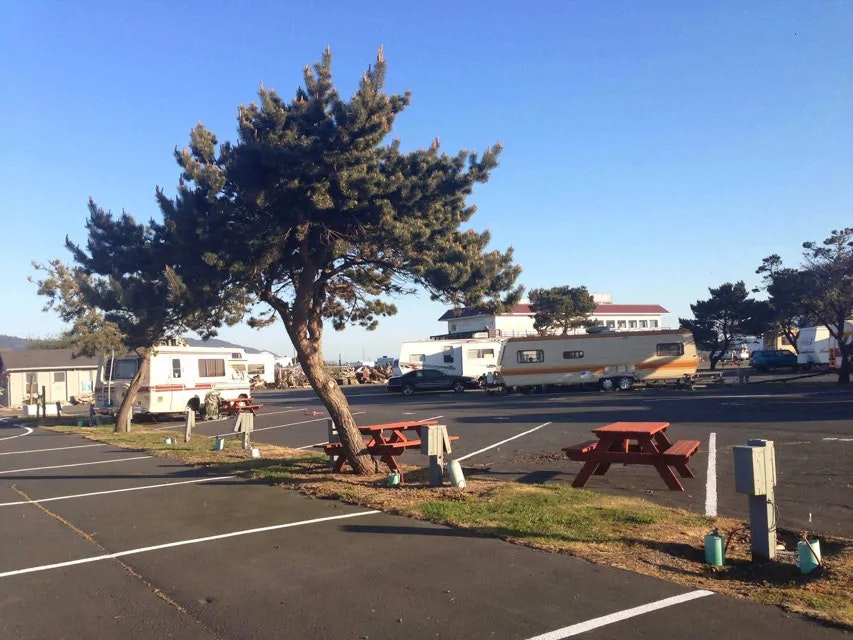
[45,423,853,630]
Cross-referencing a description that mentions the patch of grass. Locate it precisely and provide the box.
[45,422,853,629]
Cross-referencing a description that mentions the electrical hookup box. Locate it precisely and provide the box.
[733,439,776,496]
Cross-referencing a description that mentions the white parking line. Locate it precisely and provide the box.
[0,475,235,507]
[455,422,552,462]
[0,510,380,579]
[153,407,314,430]
[212,412,366,438]
[705,433,717,517]
[0,443,107,457]
[525,590,714,639]
[0,426,34,442]
[0,456,151,475]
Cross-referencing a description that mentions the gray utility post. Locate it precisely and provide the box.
[733,439,778,561]
[233,410,255,450]
[420,425,453,486]
[184,408,195,443]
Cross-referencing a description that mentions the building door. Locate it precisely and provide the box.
[50,371,68,404]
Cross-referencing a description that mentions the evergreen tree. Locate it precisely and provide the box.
[163,48,522,472]
[528,286,596,335]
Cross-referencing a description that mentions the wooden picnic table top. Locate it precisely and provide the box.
[592,421,670,436]
[356,420,438,434]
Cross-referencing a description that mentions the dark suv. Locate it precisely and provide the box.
[749,349,799,372]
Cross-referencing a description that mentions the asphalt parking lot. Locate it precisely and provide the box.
[1,378,850,639]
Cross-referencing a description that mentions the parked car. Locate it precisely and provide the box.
[749,349,799,372]
[386,369,480,396]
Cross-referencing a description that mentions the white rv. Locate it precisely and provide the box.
[797,322,853,368]
[397,337,506,383]
[488,329,699,392]
[95,344,252,415]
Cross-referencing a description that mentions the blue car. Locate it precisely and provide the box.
[749,349,799,372]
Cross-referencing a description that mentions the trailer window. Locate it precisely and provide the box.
[411,354,425,364]
[517,350,544,364]
[172,358,182,379]
[443,347,454,363]
[466,348,495,359]
[562,350,584,359]
[198,358,226,377]
[104,358,139,380]
[656,343,684,357]
[248,364,265,376]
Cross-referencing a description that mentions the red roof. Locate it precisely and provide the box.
[438,303,667,321]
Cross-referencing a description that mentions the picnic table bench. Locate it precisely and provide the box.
[219,398,261,416]
[562,422,700,491]
[316,420,460,481]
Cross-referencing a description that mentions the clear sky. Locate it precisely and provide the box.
[1,1,850,362]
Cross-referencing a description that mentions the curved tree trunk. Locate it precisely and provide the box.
[837,342,851,384]
[114,347,152,433]
[284,317,373,474]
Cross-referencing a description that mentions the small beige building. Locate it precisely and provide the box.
[0,349,99,408]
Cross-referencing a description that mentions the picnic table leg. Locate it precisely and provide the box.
[592,463,611,476]
[382,455,404,482]
[673,462,695,478]
[333,454,348,473]
[572,462,602,488]
[654,463,684,491]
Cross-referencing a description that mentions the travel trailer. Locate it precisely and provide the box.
[95,343,252,415]
[397,338,506,383]
[486,329,699,393]
[797,322,853,368]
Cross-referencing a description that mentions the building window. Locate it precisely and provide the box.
[640,320,648,328]
[450,324,457,332]
[443,346,454,363]
[198,359,226,377]
[53,372,66,383]
[617,320,627,329]
[650,320,659,328]
[606,320,616,328]
[656,343,684,357]
[517,349,544,364]
[628,320,638,329]
[172,358,181,378]
[563,350,584,359]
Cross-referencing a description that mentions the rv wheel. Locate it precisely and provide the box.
[401,383,415,396]
[598,378,615,392]
[617,377,634,391]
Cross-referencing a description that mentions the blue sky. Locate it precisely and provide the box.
[1,1,851,361]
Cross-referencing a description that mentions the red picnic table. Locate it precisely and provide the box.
[318,420,459,481]
[562,421,700,491]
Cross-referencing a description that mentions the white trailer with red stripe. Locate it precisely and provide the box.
[486,329,699,393]
[95,344,252,415]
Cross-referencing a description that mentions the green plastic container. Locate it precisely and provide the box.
[704,533,724,566]
[798,540,821,574]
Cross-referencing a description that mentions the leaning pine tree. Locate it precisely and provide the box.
[162,48,522,473]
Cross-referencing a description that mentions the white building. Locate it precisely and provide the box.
[436,294,669,338]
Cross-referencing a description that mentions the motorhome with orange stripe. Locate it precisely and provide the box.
[95,342,251,415]
[487,329,699,392]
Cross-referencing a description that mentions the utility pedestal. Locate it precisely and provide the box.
[184,408,195,443]
[733,439,777,561]
[420,425,452,486]
[233,410,255,450]
[327,419,339,468]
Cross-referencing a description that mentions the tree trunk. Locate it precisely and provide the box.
[114,347,152,433]
[836,343,851,384]
[283,317,373,474]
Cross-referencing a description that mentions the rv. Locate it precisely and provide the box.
[797,322,853,368]
[487,329,699,392]
[95,343,252,415]
[397,337,506,384]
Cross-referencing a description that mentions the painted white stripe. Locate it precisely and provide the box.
[455,422,552,462]
[152,407,313,430]
[642,394,777,402]
[525,590,714,639]
[0,475,235,507]
[212,411,366,438]
[0,510,380,578]
[0,456,151,475]
[0,443,107,457]
[0,426,34,442]
[705,432,717,517]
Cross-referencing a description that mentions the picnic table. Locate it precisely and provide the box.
[562,421,700,491]
[219,398,260,416]
[318,420,459,481]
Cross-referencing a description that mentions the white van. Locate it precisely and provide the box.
[95,344,251,415]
